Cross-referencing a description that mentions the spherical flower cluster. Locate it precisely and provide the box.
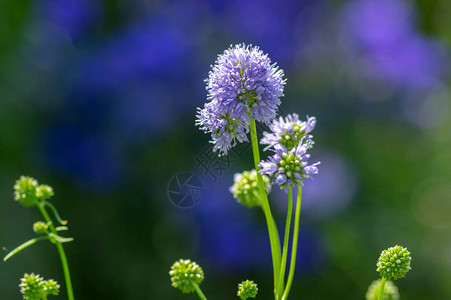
[14,176,54,207]
[207,44,285,124]
[36,185,54,201]
[366,279,399,300]
[229,170,271,208]
[169,259,204,294]
[33,221,49,235]
[261,114,316,151]
[19,273,44,300]
[237,280,258,300]
[19,273,59,300]
[42,279,60,296]
[14,176,39,207]
[377,245,412,280]
[196,43,285,155]
[259,142,320,189]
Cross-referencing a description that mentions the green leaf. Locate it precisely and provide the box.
[3,236,49,262]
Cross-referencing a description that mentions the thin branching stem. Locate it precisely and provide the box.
[37,202,75,300]
[282,186,302,300]
[277,186,293,299]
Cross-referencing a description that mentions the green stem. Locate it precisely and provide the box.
[37,202,75,300]
[277,186,293,299]
[192,282,207,300]
[377,277,387,300]
[249,117,281,295]
[282,186,302,300]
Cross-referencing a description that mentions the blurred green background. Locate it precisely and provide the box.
[0,0,450,299]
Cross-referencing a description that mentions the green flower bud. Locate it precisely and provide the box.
[19,273,59,300]
[366,279,399,300]
[169,259,204,294]
[377,245,412,280]
[42,279,60,296]
[19,273,45,300]
[36,185,54,201]
[14,176,39,207]
[230,170,271,208]
[237,280,258,300]
[33,221,49,235]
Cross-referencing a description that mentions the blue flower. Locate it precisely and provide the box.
[261,113,316,151]
[206,43,285,124]
[197,44,285,155]
[259,142,320,189]
[196,100,249,155]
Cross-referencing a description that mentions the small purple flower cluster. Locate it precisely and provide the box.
[196,44,285,155]
[259,114,320,189]
[261,113,316,151]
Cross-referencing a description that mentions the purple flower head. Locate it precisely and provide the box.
[259,140,320,189]
[261,114,316,151]
[196,100,249,156]
[206,43,285,124]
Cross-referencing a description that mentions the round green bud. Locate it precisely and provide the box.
[33,221,48,234]
[36,185,54,201]
[366,279,399,300]
[237,280,258,300]
[230,170,271,208]
[169,259,204,294]
[19,273,45,300]
[377,245,412,280]
[43,279,60,296]
[14,176,39,207]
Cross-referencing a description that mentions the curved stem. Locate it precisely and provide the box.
[282,185,302,300]
[45,201,68,225]
[192,282,207,300]
[37,202,75,300]
[377,277,387,300]
[277,186,293,299]
[249,118,281,295]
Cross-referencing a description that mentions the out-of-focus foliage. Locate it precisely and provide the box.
[0,0,450,299]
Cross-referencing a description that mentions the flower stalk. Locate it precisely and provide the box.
[250,117,282,293]
[192,282,207,300]
[277,185,293,299]
[377,277,387,300]
[282,186,302,300]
